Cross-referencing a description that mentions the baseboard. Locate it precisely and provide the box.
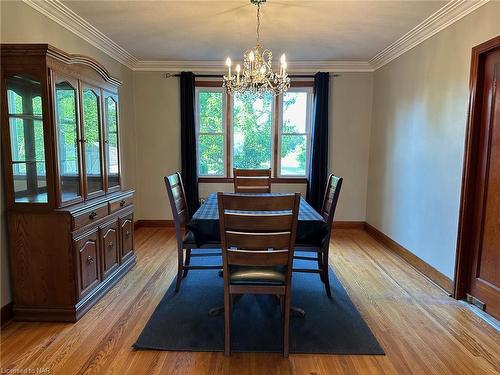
[1,302,13,328]
[364,223,453,294]
[134,219,175,229]
[332,221,366,229]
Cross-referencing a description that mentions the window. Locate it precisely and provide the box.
[196,88,226,176]
[233,92,274,169]
[195,83,313,179]
[279,88,313,176]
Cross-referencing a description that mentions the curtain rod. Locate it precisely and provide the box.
[164,73,340,78]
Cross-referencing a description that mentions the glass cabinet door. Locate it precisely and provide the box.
[104,93,120,190]
[54,76,82,204]
[6,75,48,203]
[82,87,104,197]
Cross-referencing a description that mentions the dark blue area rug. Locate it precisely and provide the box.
[133,252,384,354]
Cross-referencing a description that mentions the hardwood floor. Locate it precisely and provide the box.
[1,228,499,374]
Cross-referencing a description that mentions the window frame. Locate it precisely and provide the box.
[195,86,228,177]
[195,80,313,182]
[276,86,313,178]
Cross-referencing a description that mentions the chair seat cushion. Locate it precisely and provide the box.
[229,265,287,285]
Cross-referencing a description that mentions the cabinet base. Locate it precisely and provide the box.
[13,254,137,322]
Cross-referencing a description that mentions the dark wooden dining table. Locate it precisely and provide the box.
[188,192,328,247]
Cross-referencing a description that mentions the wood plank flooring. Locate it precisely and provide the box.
[1,228,499,374]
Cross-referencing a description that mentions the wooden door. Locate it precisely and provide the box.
[100,220,119,279]
[119,214,134,262]
[103,92,121,192]
[74,229,100,299]
[80,84,105,199]
[52,71,84,207]
[455,36,500,321]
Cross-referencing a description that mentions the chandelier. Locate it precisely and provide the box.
[223,0,290,96]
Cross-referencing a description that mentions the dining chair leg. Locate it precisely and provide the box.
[175,247,184,294]
[283,290,291,358]
[317,251,325,282]
[183,249,192,278]
[224,291,232,356]
[322,249,332,298]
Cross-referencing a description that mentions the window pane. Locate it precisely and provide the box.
[106,96,120,188]
[82,89,103,194]
[199,134,224,176]
[283,92,308,133]
[233,92,273,169]
[281,134,307,176]
[199,91,223,133]
[55,81,81,201]
[7,75,47,203]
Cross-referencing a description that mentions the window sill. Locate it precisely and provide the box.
[198,177,308,184]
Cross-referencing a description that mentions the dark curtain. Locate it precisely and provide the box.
[306,72,330,211]
[180,72,199,216]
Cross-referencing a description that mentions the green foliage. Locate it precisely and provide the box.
[233,92,273,169]
[197,90,308,176]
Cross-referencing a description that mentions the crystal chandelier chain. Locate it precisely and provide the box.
[222,0,290,96]
[256,2,261,44]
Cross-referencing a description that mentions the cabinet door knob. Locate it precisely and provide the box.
[108,241,113,248]
[120,200,126,207]
[126,230,130,237]
[87,255,94,264]
[89,211,97,219]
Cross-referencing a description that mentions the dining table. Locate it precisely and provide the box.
[188,192,328,247]
[187,192,329,318]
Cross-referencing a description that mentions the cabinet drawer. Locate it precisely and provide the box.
[100,220,119,279]
[74,229,100,299]
[109,194,133,214]
[119,214,134,262]
[72,204,108,230]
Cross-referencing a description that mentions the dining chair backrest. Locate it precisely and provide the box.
[233,168,272,193]
[218,193,300,270]
[164,172,189,240]
[320,174,343,228]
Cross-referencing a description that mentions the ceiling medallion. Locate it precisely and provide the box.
[223,0,290,96]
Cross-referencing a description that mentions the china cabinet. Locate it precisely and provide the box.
[1,44,135,321]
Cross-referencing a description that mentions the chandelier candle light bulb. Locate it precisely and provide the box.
[222,0,290,96]
[226,57,232,79]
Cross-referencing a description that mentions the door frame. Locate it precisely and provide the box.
[454,35,500,299]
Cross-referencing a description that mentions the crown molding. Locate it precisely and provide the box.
[369,0,490,70]
[22,0,490,73]
[22,0,138,69]
[133,60,374,73]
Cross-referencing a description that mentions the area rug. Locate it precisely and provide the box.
[133,252,384,354]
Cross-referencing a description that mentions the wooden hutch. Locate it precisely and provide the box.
[1,44,136,321]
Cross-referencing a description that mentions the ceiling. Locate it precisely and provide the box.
[62,0,447,62]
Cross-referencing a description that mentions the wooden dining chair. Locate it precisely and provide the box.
[293,174,343,297]
[164,172,222,293]
[233,168,272,193]
[218,192,300,357]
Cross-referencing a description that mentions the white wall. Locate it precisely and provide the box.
[133,73,181,221]
[366,1,500,279]
[0,0,137,307]
[133,73,373,222]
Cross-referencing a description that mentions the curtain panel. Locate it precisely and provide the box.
[306,72,330,211]
[180,72,200,216]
